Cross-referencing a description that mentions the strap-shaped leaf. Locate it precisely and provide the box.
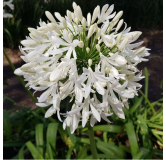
[26,141,43,160]
[125,120,139,157]
[46,122,58,150]
[133,148,150,159]
[35,124,44,155]
[3,110,12,141]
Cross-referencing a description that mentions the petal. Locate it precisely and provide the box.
[90,104,101,122]
[45,107,56,118]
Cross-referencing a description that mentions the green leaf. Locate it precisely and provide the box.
[46,122,58,150]
[46,143,54,159]
[152,149,163,156]
[3,141,25,147]
[26,141,44,160]
[137,115,151,149]
[85,154,112,159]
[3,110,12,141]
[4,28,13,48]
[77,145,89,159]
[129,97,143,114]
[125,120,139,157]
[81,124,122,133]
[67,127,76,144]
[66,145,74,159]
[18,145,25,159]
[35,124,44,155]
[76,138,126,159]
[18,145,28,159]
[96,141,126,159]
[133,148,150,159]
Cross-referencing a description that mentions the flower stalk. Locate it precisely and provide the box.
[88,122,98,159]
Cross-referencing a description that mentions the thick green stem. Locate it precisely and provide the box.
[3,48,37,103]
[88,122,98,159]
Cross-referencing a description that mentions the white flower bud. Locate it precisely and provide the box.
[88,59,92,67]
[81,17,86,28]
[74,17,79,25]
[91,5,100,24]
[115,55,127,66]
[112,11,123,22]
[61,17,67,28]
[134,47,145,54]
[115,19,124,33]
[71,12,75,21]
[95,28,101,39]
[87,25,95,39]
[67,10,72,21]
[72,2,77,11]
[96,44,100,52]
[77,6,82,20]
[86,47,90,53]
[116,33,122,44]
[87,13,91,26]
[78,41,84,48]
[68,33,73,43]
[54,12,62,22]
[118,38,128,50]
[45,11,56,23]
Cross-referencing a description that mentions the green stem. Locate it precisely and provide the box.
[139,90,156,114]
[3,47,37,103]
[88,122,98,159]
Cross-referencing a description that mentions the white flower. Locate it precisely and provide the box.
[14,2,150,133]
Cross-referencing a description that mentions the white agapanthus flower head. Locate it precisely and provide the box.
[14,2,150,133]
[3,0,14,18]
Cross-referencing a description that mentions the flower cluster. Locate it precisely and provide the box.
[14,2,150,133]
[3,0,14,18]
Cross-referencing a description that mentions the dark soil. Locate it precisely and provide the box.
[3,28,163,110]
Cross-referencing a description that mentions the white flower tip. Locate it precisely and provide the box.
[14,68,23,76]
[96,44,100,52]
[78,41,84,48]
[86,47,90,53]
[88,59,92,67]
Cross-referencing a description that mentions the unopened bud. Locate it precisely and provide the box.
[118,38,128,50]
[86,47,90,53]
[115,19,124,32]
[96,44,100,52]
[78,41,84,48]
[45,11,56,23]
[91,5,100,24]
[67,10,72,21]
[115,55,127,66]
[81,17,86,28]
[68,33,73,43]
[87,13,91,26]
[134,47,145,54]
[116,33,122,44]
[88,59,92,67]
[87,25,95,39]
[112,11,123,22]
[74,17,79,25]
[95,28,101,39]
[61,17,67,28]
